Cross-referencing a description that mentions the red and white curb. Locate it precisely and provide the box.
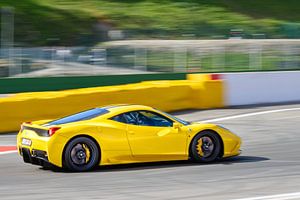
[0,146,17,155]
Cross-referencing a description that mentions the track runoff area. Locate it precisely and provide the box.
[1,104,300,200]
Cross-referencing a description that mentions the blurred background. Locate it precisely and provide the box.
[0,0,300,78]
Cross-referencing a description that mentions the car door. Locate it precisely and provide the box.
[124,111,188,161]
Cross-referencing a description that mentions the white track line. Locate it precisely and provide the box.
[231,192,300,200]
[0,150,18,155]
[214,108,300,200]
[199,107,300,123]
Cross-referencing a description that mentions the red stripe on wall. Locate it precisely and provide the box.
[211,74,223,80]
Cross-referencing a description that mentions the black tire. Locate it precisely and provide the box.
[63,137,100,172]
[190,131,222,163]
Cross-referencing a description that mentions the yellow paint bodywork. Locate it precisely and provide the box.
[17,105,241,168]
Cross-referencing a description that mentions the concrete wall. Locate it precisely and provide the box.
[223,71,300,106]
[2,70,300,133]
[0,78,224,133]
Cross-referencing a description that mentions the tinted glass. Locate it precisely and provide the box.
[111,114,127,123]
[46,108,109,126]
[137,111,173,127]
[123,112,139,125]
[111,110,174,127]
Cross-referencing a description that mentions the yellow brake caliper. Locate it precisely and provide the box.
[82,144,91,163]
[196,138,204,157]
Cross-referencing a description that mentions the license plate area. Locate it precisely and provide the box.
[21,138,32,146]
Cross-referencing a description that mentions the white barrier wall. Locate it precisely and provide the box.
[223,71,300,106]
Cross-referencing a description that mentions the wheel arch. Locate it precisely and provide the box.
[62,134,102,168]
[188,129,224,159]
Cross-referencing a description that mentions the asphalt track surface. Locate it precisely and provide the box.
[1,104,300,200]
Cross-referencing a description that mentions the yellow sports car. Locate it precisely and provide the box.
[17,104,241,171]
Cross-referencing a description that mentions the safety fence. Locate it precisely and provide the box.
[1,40,300,78]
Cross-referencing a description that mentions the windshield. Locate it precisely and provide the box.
[158,110,191,125]
[45,108,109,126]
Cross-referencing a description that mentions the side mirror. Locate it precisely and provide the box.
[173,122,181,129]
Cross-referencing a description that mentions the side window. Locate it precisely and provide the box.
[137,111,173,127]
[111,111,173,127]
[111,114,127,124]
[123,112,138,125]
[111,112,139,125]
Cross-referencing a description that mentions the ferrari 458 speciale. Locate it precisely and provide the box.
[17,104,241,171]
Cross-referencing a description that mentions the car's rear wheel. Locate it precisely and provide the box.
[190,131,221,163]
[64,137,100,172]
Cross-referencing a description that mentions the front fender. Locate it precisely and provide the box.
[186,123,241,158]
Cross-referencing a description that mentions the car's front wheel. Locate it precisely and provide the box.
[190,131,222,163]
[63,137,100,172]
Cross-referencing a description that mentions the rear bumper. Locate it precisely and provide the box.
[20,147,49,166]
[17,130,67,167]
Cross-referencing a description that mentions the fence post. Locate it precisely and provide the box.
[173,47,187,72]
[212,46,225,71]
[249,43,262,70]
[134,47,147,71]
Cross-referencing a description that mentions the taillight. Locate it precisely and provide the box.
[48,127,61,136]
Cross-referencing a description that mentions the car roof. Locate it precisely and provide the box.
[99,104,154,113]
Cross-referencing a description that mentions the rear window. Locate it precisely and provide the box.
[45,108,109,126]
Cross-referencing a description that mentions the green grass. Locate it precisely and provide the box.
[0,0,300,45]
